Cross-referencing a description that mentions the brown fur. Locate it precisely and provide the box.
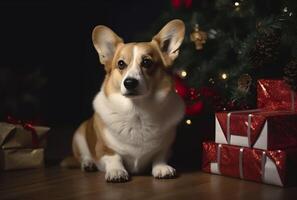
[72,114,114,163]
[103,42,173,98]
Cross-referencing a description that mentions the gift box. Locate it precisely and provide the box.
[257,79,297,111]
[202,141,297,187]
[0,122,50,170]
[0,122,49,149]
[215,110,297,150]
[0,148,44,170]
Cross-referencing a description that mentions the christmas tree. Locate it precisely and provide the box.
[137,0,297,113]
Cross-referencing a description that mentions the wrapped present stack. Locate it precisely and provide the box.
[0,120,50,170]
[202,79,297,187]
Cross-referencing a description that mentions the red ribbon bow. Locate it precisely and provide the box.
[6,116,39,148]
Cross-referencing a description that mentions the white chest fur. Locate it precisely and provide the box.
[93,90,184,173]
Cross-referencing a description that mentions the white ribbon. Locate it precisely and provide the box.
[247,114,252,147]
[261,151,267,182]
[226,113,231,143]
[226,109,262,145]
[239,148,244,179]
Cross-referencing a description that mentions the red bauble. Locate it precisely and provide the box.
[171,0,181,9]
[171,0,192,9]
[188,87,200,100]
[174,76,203,115]
[186,101,204,115]
[174,76,188,99]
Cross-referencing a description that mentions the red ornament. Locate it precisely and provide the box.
[174,76,189,99]
[171,0,181,9]
[174,76,203,115]
[171,0,192,9]
[186,101,203,115]
[189,87,200,100]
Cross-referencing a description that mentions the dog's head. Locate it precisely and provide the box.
[92,20,185,100]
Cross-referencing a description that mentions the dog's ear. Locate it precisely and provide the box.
[92,25,123,69]
[152,19,185,66]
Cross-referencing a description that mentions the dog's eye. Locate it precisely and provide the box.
[118,60,127,70]
[141,58,153,68]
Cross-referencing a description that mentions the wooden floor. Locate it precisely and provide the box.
[0,167,297,200]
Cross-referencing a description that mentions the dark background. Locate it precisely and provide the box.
[0,0,166,125]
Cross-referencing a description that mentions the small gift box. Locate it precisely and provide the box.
[257,79,297,111]
[0,148,44,170]
[0,122,49,149]
[215,110,297,150]
[202,141,297,187]
[0,122,50,170]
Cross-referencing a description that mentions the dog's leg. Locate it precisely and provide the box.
[152,146,176,179]
[73,133,97,172]
[97,154,129,183]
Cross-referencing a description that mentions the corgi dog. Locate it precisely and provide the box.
[61,19,185,183]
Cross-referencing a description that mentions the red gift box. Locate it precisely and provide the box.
[257,79,297,111]
[215,110,297,150]
[202,141,297,187]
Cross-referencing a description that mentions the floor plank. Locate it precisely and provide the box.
[0,167,296,200]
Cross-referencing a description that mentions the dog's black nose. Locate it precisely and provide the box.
[124,78,139,90]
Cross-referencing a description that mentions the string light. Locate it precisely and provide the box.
[209,78,215,85]
[180,70,187,78]
[234,1,240,11]
[221,73,228,80]
[283,6,293,16]
[185,119,192,125]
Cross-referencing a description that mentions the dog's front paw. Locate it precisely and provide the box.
[81,158,98,172]
[105,168,129,183]
[152,164,176,179]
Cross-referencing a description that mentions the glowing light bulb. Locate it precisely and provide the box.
[221,73,228,80]
[185,119,192,125]
[234,2,240,7]
[209,78,215,84]
[180,70,187,78]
